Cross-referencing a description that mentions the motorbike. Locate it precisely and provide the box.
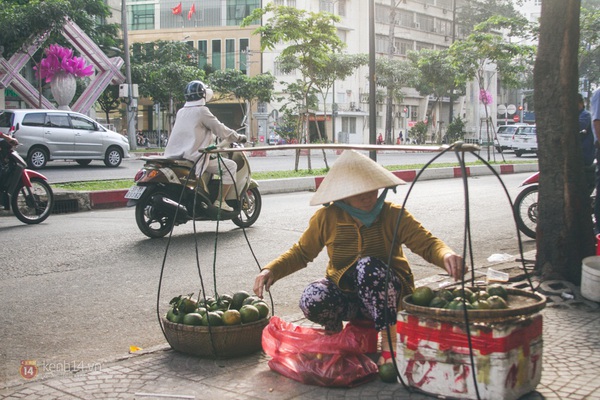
[0,139,54,224]
[513,170,596,239]
[125,139,261,238]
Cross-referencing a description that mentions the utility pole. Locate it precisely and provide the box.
[121,0,137,150]
[369,0,377,161]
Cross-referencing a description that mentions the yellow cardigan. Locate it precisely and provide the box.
[264,202,454,295]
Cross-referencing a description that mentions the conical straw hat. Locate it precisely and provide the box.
[310,150,406,206]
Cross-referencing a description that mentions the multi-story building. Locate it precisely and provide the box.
[118,0,478,144]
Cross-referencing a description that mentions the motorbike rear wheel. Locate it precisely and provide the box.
[232,187,261,228]
[513,184,538,239]
[135,186,179,238]
[11,177,54,224]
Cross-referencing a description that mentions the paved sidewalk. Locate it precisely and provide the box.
[2,256,599,400]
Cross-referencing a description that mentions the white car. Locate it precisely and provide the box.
[0,109,130,169]
[511,125,537,157]
[495,124,528,153]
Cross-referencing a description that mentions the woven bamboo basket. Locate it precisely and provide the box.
[402,287,546,324]
[161,316,270,358]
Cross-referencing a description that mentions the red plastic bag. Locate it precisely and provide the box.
[262,316,379,387]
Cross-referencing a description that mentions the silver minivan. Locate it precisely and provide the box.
[0,109,130,169]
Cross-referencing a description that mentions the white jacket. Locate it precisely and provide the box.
[164,100,241,175]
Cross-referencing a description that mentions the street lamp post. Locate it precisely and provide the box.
[121,0,137,150]
[369,0,377,161]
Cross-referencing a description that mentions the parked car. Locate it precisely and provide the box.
[0,109,130,169]
[495,123,528,153]
[511,125,537,157]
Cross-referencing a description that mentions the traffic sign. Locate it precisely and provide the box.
[513,115,520,122]
[507,104,517,114]
[497,104,507,114]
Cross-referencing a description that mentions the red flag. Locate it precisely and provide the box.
[172,2,182,15]
[188,4,196,20]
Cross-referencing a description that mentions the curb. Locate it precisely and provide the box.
[54,163,538,212]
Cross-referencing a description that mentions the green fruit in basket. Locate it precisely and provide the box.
[231,291,250,310]
[253,301,270,319]
[412,286,435,307]
[472,299,491,310]
[487,295,509,309]
[201,311,224,326]
[452,287,473,301]
[470,290,490,303]
[196,306,207,316]
[243,296,260,306]
[487,284,508,300]
[437,289,454,302]
[222,309,242,326]
[379,363,398,383]
[428,297,448,309]
[166,307,182,323]
[182,312,204,326]
[178,295,198,314]
[239,304,260,323]
[447,297,473,311]
[219,293,234,303]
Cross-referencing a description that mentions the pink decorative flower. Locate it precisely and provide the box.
[479,89,493,105]
[34,44,94,83]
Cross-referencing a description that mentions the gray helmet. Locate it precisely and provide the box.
[184,80,206,102]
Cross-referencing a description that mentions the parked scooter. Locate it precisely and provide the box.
[125,138,261,238]
[0,139,54,224]
[513,170,596,239]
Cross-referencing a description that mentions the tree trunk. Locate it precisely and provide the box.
[534,0,594,284]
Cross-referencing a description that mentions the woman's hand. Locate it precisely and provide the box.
[253,269,274,299]
[444,253,466,281]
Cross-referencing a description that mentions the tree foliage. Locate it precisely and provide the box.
[0,0,119,59]
[131,41,205,107]
[208,69,275,136]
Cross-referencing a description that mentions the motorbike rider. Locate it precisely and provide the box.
[0,132,19,182]
[164,80,246,212]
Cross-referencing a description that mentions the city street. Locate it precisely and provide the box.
[39,146,537,184]
[0,172,536,387]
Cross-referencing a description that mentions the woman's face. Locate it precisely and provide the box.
[343,190,378,211]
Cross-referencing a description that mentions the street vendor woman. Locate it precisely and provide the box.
[253,150,465,365]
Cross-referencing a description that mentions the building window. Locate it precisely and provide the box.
[338,0,346,17]
[226,39,235,69]
[212,39,221,70]
[131,4,155,30]
[394,38,413,55]
[342,117,356,134]
[239,38,249,74]
[415,15,434,32]
[416,41,434,51]
[226,0,259,26]
[319,0,334,13]
[337,29,347,44]
[198,40,208,69]
[396,11,413,28]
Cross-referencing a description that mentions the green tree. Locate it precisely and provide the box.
[579,2,600,99]
[131,41,205,130]
[208,69,275,138]
[534,1,594,284]
[313,53,368,142]
[242,4,344,170]
[97,84,120,125]
[408,49,461,143]
[448,16,536,158]
[374,57,418,144]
